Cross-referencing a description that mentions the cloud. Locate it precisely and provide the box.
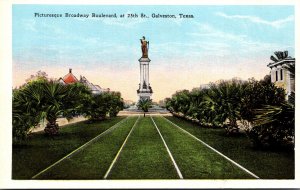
[189,23,247,42]
[216,12,294,28]
[187,22,293,57]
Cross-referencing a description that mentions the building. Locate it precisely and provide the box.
[59,68,109,94]
[58,68,79,85]
[267,53,295,99]
[199,84,210,90]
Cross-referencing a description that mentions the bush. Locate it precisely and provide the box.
[165,76,294,149]
[246,103,294,150]
[83,92,124,122]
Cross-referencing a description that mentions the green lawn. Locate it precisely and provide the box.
[152,116,254,179]
[35,116,139,179]
[165,116,294,179]
[108,116,179,179]
[12,116,126,179]
[12,115,294,179]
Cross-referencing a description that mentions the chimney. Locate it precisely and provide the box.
[69,68,72,73]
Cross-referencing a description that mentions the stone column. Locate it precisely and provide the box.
[137,57,152,101]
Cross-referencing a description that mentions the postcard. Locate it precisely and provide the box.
[0,0,299,189]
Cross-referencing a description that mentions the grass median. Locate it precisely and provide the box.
[108,116,179,179]
[35,116,138,179]
[153,116,253,179]
[12,116,126,179]
[165,116,294,179]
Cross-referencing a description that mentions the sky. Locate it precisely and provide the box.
[12,5,295,102]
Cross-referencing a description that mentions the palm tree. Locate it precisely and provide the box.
[137,98,152,117]
[13,80,81,136]
[12,86,42,142]
[37,81,70,135]
[247,51,295,148]
[270,51,289,62]
[203,80,245,134]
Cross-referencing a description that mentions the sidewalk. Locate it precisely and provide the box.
[118,110,172,116]
[31,116,88,133]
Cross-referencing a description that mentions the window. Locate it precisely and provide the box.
[276,70,278,81]
[280,69,283,80]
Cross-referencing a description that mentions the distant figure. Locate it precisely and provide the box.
[140,36,149,58]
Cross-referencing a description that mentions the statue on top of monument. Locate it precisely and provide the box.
[140,36,149,58]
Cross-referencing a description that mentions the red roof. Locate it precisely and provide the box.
[62,69,78,84]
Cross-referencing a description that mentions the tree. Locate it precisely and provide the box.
[12,79,90,139]
[165,90,190,118]
[202,80,245,134]
[137,98,152,117]
[270,51,289,62]
[63,82,92,119]
[82,91,123,121]
[84,93,109,121]
[12,86,42,143]
[25,70,49,83]
[186,88,208,123]
[240,76,285,122]
[107,91,124,117]
[244,52,294,149]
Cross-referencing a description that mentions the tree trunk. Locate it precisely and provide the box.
[44,118,59,136]
[144,112,145,117]
[226,118,239,135]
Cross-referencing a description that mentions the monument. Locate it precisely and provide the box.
[137,36,153,101]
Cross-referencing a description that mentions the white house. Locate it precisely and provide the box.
[267,56,295,99]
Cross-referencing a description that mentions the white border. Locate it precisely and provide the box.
[0,0,299,188]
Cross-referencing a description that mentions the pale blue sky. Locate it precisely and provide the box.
[13,5,295,101]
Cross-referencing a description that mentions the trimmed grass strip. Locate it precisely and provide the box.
[103,116,140,179]
[153,116,254,179]
[165,116,294,179]
[34,116,139,179]
[32,116,129,179]
[107,116,179,179]
[13,116,126,179]
[162,116,260,179]
[150,116,183,179]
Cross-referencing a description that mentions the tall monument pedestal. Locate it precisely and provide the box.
[137,57,153,101]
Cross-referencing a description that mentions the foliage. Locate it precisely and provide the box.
[165,90,190,117]
[12,80,79,139]
[83,92,124,121]
[12,85,43,143]
[25,70,49,84]
[166,74,293,146]
[270,50,289,62]
[63,82,93,119]
[107,91,124,117]
[243,51,295,149]
[202,80,246,134]
[137,98,152,116]
[247,102,294,149]
[240,76,285,122]
[12,78,124,142]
